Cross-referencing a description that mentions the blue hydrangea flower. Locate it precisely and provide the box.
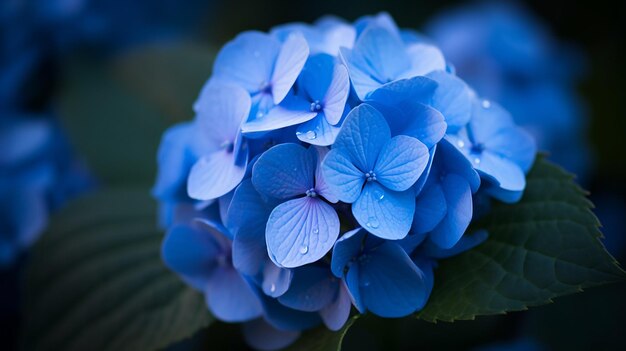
[187,85,251,201]
[322,104,429,239]
[252,144,339,267]
[210,31,309,121]
[153,13,540,349]
[161,219,263,322]
[447,100,536,203]
[340,21,446,100]
[242,53,350,146]
[331,228,429,317]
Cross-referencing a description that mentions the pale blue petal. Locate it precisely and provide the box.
[194,84,251,146]
[322,63,350,125]
[242,94,317,133]
[212,31,280,94]
[243,319,301,351]
[485,127,537,173]
[468,100,515,144]
[262,263,293,298]
[271,33,309,104]
[252,143,316,199]
[476,152,526,193]
[359,242,427,317]
[402,43,446,78]
[333,104,391,172]
[161,224,219,291]
[330,227,365,278]
[413,145,437,195]
[187,148,248,201]
[278,266,337,312]
[365,76,437,108]
[375,136,429,192]
[320,282,352,331]
[439,138,481,192]
[206,267,263,322]
[400,103,447,148]
[218,191,234,227]
[321,149,364,203]
[339,47,381,101]
[266,197,340,268]
[313,147,339,203]
[426,70,472,132]
[430,174,473,249]
[413,183,447,235]
[296,111,342,146]
[298,54,335,102]
[353,182,414,240]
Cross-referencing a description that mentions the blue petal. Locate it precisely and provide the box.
[161,224,220,291]
[423,230,488,259]
[252,143,316,199]
[227,180,272,235]
[232,226,266,277]
[341,25,410,99]
[278,266,337,312]
[331,228,366,277]
[374,136,429,192]
[468,100,515,144]
[194,85,252,146]
[254,287,322,331]
[243,319,301,351]
[353,182,414,240]
[365,76,437,109]
[413,145,437,195]
[400,103,447,149]
[298,54,335,104]
[187,148,249,201]
[345,264,365,313]
[320,282,352,331]
[358,242,428,317]
[206,267,263,322]
[426,70,472,132]
[430,174,473,249]
[313,147,339,203]
[439,138,481,192]
[218,191,234,227]
[321,148,364,203]
[403,43,446,78]
[262,263,293,297]
[476,152,526,193]
[242,94,318,133]
[322,63,350,125]
[413,183,447,235]
[211,31,280,94]
[484,127,537,173]
[397,231,429,255]
[271,32,309,104]
[266,197,340,268]
[296,112,342,146]
[333,104,391,172]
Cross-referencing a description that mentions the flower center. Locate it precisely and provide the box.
[365,171,377,182]
[305,188,318,197]
[309,100,323,112]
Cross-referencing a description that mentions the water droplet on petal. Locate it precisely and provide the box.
[366,217,380,229]
[305,130,317,140]
[362,280,371,287]
[256,111,264,119]
[312,228,319,234]
[299,245,309,254]
[457,140,465,148]
[270,283,276,293]
[474,158,481,164]
[482,100,491,109]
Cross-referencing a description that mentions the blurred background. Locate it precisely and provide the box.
[1,0,624,350]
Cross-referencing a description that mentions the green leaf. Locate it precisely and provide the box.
[285,316,358,351]
[21,187,213,351]
[418,156,626,322]
[58,43,214,185]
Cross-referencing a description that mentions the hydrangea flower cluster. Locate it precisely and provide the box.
[154,13,536,350]
[427,2,589,177]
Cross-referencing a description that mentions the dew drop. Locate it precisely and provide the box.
[270,283,276,293]
[256,111,265,119]
[299,245,309,254]
[457,140,465,148]
[312,228,319,234]
[362,280,371,287]
[305,130,317,140]
[482,100,491,109]
[474,158,481,164]
[366,217,380,229]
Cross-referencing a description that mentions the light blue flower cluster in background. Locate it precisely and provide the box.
[154,13,536,350]
[427,1,589,178]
